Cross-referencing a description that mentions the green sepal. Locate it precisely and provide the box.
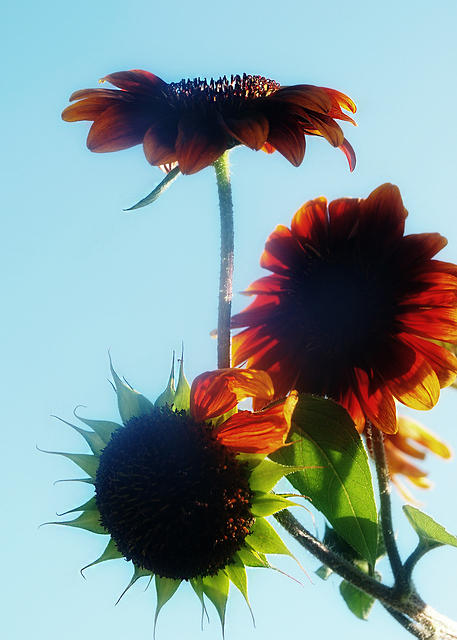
[116,565,153,605]
[52,415,107,456]
[224,559,253,621]
[272,394,378,568]
[49,510,107,534]
[154,353,176,408]
[173,356,190,412]
[202,570,230,634]
[124,166,181,211]
[154,576,181,635]
[339,580,375,620]
[81,538,123,574]
[58,495,97,515]
[110,357,155,424]
[248,459,302,493]
[250,493,298,517]
[73,410,121,445]
[403,506,457,551]
[247,518,291,556]
[236,453,266,470]
[236,548,270,568]
[40,448,99,478]
[54,477,95,485]
[190,577,209,628]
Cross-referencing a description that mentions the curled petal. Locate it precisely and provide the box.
[339,139,356,171]
[190,369,275,422]
[101,70,167,94]
[214,392,298,454]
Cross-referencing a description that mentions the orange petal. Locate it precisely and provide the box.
[399,334,457,388]
[354,368,397,434]
[190,368,275,422]
[214,392,297,454]
[222,113,269,150]
[398,307,457,342]
[291,197,328,246]
[396,416,452,459]
[87,104,152,152]
[62,97,114,122]
[302,113,344,147]
[261,141,276,154]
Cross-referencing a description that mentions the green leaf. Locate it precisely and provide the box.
[247,518,291,556]
[110,357,155,424]
[250,493,297,516]
[154,576,181,633]
[50,510,107,534]
[154,353,176,408]
[173,355,190,412]
[52,415,107,456]
[271,394,378,567]
[248,459,302,493]
[73,410,121,445]
[40,448,99,478]
[81,538,123,574]
[403,506,457,550]
[202,571,230,632]
[339,580,375,620]
[124,166,181,211]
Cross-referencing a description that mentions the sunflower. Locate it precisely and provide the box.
[383,415,452,501]
[45,357,299,632]
[232,184,457,435]
[62,71,356,174]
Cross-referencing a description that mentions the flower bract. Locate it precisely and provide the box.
[232,184,457,434]
[45,357,299,633]
[62,71,356,174]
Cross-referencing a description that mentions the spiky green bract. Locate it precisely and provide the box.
[49,361,299,636]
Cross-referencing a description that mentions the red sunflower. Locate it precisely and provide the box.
[232,184,457,434]
[62,71,356,175]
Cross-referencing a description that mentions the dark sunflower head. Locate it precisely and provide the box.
[62,69,356,174]
[95,405,253,580]
[232,184,457,434]
[48,360,299,631]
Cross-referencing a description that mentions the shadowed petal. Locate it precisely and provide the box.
[223,113,269,150]
[143,122,177,166]
[87,104,153,152]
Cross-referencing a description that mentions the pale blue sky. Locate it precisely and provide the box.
[3,1,457,639]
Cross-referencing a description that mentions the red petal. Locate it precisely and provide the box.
[354,369,397,434]
[222,113,269,150]
[190,369,274,422]
[361,184,408,240]
[101,70,166,94]
[339,139,356,171]
[143,122,177,166]
[302,113,344,147]
[328,197,361,244]
[266,119,306,166]
[62,97,114,122]
[290,197,328,247]
[175,117,227,174]
[398,307,457,342]
[215,393,297,454]
[87,104,153,152]
[261,141,276,154]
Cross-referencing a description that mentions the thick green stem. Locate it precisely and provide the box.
[367,422,408,592]
[213,151,234,369]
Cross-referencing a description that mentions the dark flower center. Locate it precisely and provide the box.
[95,406,254,580]
[166,73,280,108]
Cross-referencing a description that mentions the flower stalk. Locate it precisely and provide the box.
[213,151,234,369]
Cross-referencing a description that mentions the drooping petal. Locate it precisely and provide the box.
[143,121,177,166]
[399,333,457,388]
[339,139,356,171]
[214,393,297,454]
[265,119,306,166]
[190,369,275,422]
[175,116,227,174]
[101,70,167,94]
[62,97,118,122]
[395,415,452,459]
[222,113,269,150]
[87,104,153,152]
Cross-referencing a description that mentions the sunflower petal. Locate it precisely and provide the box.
[223,113,269,150]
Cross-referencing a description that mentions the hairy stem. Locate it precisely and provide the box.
[274,510,457,638]
[367,422,408,592]
[213,151,234,369]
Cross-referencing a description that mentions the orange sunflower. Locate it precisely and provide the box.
[383,415,452,501]
[62,71,356,174]
[232,184,457,434]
